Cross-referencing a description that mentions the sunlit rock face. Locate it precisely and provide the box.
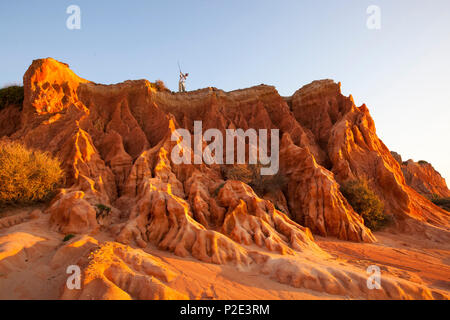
[392,151,450,198]
[4,58,450,258]
[0,58,449,300]
[402,159,450,199]
[291,80,449,235]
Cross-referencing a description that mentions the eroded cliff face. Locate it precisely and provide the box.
[6,58,449,245]
[391,153,450,198]
[0,105,21,137]
[291,80,449,236]
[402,161,450,198]
[1,58,449,300]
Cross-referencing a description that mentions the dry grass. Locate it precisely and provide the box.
[0,141,63,206]
[154,80,171,92]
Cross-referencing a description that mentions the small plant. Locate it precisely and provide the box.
[418,160,428,165]
[340,179,389,231]
[221,163,287,197]
[93,117,106,132]
[213,183,226,197]
[429,193,441,202]
[154,80,170,92]
[0,141,63,206]
[222,164,253,185]
[274,204,285,213]
[63,234,75,242]
[0,85,24,110]
[95,203,111,218]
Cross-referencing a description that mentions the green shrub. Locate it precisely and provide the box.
[63,234,75,242]
[221,163,287,196]
[213,183,226,197]
[418,160,428,165]
[275,204,285,213]
[0,86,24,110]
[95,203,111,218]
[340,179,389,231]
[429,193,440,202]
[0,141,63,206]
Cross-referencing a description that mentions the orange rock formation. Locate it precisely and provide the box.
[391,152,450,198]
[0,58,448,300]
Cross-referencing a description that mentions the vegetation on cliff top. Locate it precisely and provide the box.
[152,80,171,92]
[0,85,24,110]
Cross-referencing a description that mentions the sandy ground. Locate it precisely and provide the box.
[0,204,45,219]
[316,233,450,292]
[0,213,336,300]
[0,208,448,300]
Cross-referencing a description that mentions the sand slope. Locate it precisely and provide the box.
[0,210,448,300]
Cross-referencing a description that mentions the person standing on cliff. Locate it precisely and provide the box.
[179,71,189,92]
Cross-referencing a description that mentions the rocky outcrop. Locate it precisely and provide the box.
[279,133,375,242]
[49,191,99,234]
[391,152,449,198]
[1,58,449,300]
[390,151,403,165]
[3,58,449,264]
[291,80,450,233]
[0,105,21,137]
[403,159,449,198]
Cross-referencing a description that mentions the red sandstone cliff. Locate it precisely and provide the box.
[390,152,450,198]
[290,80,449,237]
[0,58,449,300]
[2,58,448,245]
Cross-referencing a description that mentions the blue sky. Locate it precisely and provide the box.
[1,0,449,181]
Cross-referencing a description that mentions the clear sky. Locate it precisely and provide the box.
[1,0,449,182]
